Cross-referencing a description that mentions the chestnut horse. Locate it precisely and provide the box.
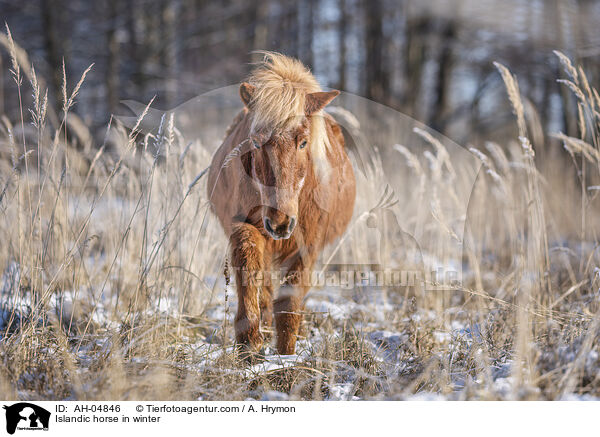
[207,53,356,355]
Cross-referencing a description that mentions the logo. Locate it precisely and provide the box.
[3,403,50,434]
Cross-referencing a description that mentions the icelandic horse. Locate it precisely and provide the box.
[207,53,356,356]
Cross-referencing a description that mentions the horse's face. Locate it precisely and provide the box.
[250,121,310,240]
[238,82,339,240]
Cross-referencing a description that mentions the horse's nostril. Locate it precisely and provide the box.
[264,217,274,234]
[288,216,296,232]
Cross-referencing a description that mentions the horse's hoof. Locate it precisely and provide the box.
[235,343,266,365]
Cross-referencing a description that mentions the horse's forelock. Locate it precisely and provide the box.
[245,52,331,182]
[247,112,331,183]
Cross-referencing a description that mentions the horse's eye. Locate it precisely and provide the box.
[299,140,308,149]
[252,138,261,149]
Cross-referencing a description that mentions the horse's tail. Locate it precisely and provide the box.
[326,106,377,179]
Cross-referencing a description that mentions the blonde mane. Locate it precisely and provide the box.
[246,52,332,180]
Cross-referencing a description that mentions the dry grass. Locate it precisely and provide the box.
[1,28,600,400]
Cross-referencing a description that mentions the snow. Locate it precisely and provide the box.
[261,390,290,401]
[328,383,360,401]
[2,255,599,401]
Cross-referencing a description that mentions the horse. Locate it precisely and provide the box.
[207,52,356,355]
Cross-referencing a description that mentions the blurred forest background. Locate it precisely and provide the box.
[1,0,599,148]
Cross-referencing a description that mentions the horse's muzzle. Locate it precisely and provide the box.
[264,215,296,240]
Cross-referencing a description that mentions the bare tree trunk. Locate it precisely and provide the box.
[555,0,578,137]
[304,0,315,69]
[287,2,299,58]
[252,0,270,62]
[430,20,456,132]
[41,0,63,106]
[161,0,180,108]
[403,16,430,118]
[337,0,347,90]
[106,0,120,113]
[126,0,145,97]
[365,0,388,104]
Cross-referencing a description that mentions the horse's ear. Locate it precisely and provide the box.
[239,82,255,108]
[305,90,340,116]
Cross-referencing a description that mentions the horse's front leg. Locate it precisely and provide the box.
[260,282,274,338]
[230,222,267,354]
[274,256,314,355]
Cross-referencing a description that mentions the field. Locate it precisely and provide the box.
[1,31,600,401]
